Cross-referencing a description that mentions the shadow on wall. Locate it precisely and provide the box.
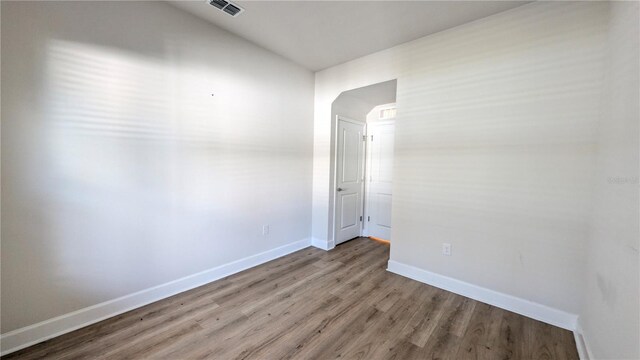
[1,15,313,333]
[40,36,281,290]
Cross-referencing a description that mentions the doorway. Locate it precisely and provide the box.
[330,80,397,246]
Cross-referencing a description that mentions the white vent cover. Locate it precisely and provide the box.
[208,0,244,17]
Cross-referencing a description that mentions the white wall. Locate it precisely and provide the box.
[313,1,609,318]
[581,2,639,359]
[1,0,314,335]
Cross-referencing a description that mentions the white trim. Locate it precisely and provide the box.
[573,319,594,360]
[0,238,311,356]
[387,260,578,331]
[311,237,335,251]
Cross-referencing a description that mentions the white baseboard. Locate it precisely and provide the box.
[0,238,311,356]
[574,319,594,360]
[387,260,578,331]
[311,237,335,251]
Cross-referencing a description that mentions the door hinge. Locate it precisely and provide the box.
[367,216,370,222]
[362,135,366,141]
[370,135,374,141]
[360,216,363,222]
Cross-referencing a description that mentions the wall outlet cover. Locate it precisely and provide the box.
[442,243,451,256]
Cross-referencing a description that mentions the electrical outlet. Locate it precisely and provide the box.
[442,243,451,256]
[262,225,269,236]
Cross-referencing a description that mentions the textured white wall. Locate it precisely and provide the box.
[1,1,314,333]
[581,2,640,359]
[313,1,608,315]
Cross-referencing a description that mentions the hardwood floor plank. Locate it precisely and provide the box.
[59,297,220,360]
[9,284,224,360]
[526,318,579,360]
[100,319,204,359]
[338,285,435,359]
[455,302,497,360]
[240,246,385,318]
[489,309,527,360]
[3,238,579,360]
[366,274,418,312]
[402,292,465,359]
[289,305,383,359]
[204,295,344,359]
[450,296,477,337]
[235,295,377,359]
[400,285,449,348]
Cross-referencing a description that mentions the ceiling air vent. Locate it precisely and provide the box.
[209,0,228,10]
[223,3,242,16]
[208,0,244,17]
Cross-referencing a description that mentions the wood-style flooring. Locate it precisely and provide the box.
[4,238,578,359]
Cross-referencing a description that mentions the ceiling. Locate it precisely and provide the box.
[170,1,529,71]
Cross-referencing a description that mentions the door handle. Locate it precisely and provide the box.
[337,187,346,192]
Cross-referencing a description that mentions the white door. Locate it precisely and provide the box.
[365,121,395,241]
[335,118,365,245]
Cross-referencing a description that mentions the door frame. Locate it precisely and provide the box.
[332,115,367,246]
[362,119,395,238]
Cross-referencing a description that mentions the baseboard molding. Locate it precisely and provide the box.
[387,260,578,331]
[311,237,335,251]
[0,238,311,356]
[573,319,594,360]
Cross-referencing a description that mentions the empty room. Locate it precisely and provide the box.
[1,0,638,359]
